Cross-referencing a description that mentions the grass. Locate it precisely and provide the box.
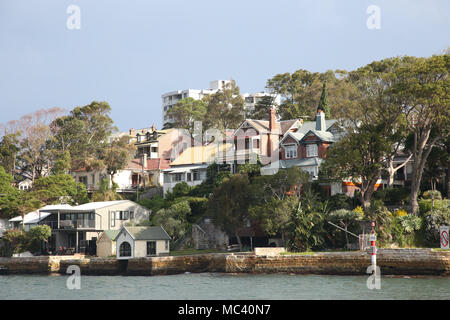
[432,248,450,252]
[169,248,227,256]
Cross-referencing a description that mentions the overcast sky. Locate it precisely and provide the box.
[0,0,449,131]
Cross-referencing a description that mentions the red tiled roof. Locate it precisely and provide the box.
[126,158,170,171]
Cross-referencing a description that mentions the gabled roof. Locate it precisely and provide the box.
[103,230,120,241]
[126,158,171,171]
[121,226,171,241]
[279,157,323,168]
[9,211,52,224]
[236,119,301,135]
[280,119,337,144]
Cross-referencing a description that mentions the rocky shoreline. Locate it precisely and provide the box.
[0,248,448,276]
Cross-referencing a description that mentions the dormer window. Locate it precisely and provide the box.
[306,144,318,157]
[146,132,151,141]
[137,134,142,143]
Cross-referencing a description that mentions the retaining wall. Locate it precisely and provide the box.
[0,249,448,276]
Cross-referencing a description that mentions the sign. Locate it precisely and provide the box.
[440,226,449,249]
[369,234,377,242]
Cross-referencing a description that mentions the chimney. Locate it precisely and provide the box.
[129,128,135,136]
[316,110,326,131]
[143,153,148,169]
[151,124,156,132]
[269,107,276,132]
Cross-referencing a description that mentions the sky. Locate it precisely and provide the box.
[0,0,449,131]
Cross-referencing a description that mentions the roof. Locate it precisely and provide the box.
[281,120,337,144]
[103,230,120,241]
[122,226,171,241]
[240,119,300,135]
[170,142,233,166]
[279,157,323,168]
[70,200,129,211]
[9,211,52,224]
[126,157,171,171]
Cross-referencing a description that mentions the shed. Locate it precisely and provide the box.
[96,230,120,258]
[115,226,171,259]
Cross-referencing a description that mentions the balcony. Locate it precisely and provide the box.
[40,220,95,230]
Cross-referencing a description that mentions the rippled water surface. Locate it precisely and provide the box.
[0,273,449,300]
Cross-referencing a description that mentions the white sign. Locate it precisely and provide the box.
[440,226,449,249]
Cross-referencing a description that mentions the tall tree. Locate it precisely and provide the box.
[317,81,331,118]
[392,54,449,214]
[50,101,116,170]
[101,136,136,187]
[203,81,245,131]
[207,174,252,250]
[0,133,20,177]
[247,96,275,120]
[165,97,207,137]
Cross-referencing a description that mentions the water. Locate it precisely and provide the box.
[0,273,449,300]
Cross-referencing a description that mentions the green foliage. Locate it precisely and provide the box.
[373,187,410,205]
[165,97,207,136]
[91,178,123,202]
[327,193,353,211]
[165,182,193,201]
[421,205,450,246]
[0,166,22,218]
[421,190,442,200]
[247,96,276,120]
[51,150,71,175]
[138,196,166,213]
[0,133,20,176]
[317,81,331,118]
[151,201,191,242]
[0,225,51,257]
[419,199,449,215]
[27,225,52,253]
[31,174,88,205]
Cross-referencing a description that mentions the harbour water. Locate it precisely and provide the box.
[0,273,449,300]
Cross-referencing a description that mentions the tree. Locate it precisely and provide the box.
[204,81,245,131]
[50,101,116,170]
[50,150,71,175]
[31,174,88,205]
[328,209,362,248]
[0,166,22,218]
[247,96,275,120]
[392,54,449,214]
[102,136,136,187]
[317,82,331,118]
[207,174,252,250]
[320,123,391,209]
[0,133,20,177]
[165,97,207,137]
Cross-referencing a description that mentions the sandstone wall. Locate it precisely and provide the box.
[0,249,448,276]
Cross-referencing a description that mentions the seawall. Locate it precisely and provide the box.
[0,249,448,276]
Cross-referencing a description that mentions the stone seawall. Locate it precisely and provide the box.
[0,249,448,276]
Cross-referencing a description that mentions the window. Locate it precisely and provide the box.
[173,173,184,182]
[151,147,158,153]
[147,241,156,256]
[115,211,129,220]
[306,144,318,157]
[110,211,115,227]
[187,173,192,181]
[119,242,131,257]
[130,211,134,220]
[91,174,95,185]
[79,176,88,186]
[193,170,202,181]
[285,145,297,159]
[165,240,169,250]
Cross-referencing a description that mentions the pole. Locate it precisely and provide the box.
[370,221,377,276]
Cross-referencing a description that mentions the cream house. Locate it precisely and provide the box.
[115,226,171,259]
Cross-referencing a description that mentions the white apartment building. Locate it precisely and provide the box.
[162,80,281,124]
[162,80,232,124]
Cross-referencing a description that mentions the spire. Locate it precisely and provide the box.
[317,81,330,118]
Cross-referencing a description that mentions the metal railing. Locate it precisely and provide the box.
[40,220,95,229]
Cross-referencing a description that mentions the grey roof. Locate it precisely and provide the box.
[279,157,323,168]
[282,120,337,143]
[124,226,171,241]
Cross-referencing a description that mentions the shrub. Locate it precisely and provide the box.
[419,199,449,215]
[421,190,442,200]
[422,206,450,247]
[394,209,408,217]
[328,194,352,211]
[0,229,28,257]
[373,187,410,205]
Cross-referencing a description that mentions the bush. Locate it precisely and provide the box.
[419,199,449,215]
[421,190,442,200]
[328,194,353,211]
[0,229,28,257]
[422,205,450,247]
[373,187,410,205]
[394,209,408,217]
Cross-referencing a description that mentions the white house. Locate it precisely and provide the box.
[96,230,120,258]
[115,226,171,259]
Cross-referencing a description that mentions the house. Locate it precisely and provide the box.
[9,204,73,231]
[96,230,120,258]
[18,178,33,191]
[25,200,150,254]
[115,225,171,259]
[162,142,233,194]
